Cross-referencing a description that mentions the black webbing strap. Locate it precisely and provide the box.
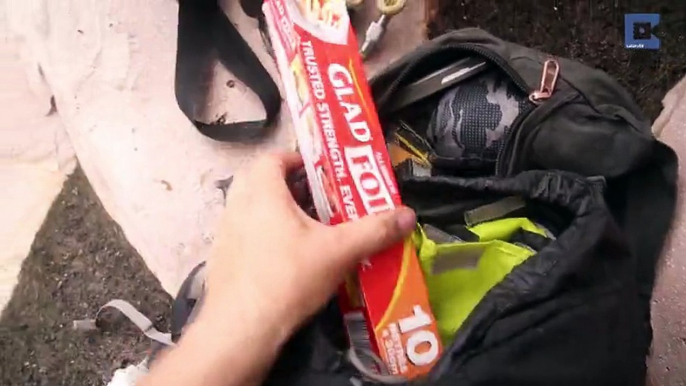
[170,263,207,342]
[175,0,281,143]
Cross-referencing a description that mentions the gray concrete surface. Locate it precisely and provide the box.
[649,77,686,386]
[354,0,426,76]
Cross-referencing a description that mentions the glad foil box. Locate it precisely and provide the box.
[263,0,442,379]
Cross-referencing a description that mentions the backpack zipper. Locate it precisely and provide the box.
[375,44,532,110]
[374,45,560,179]
[529,59,560,104]
[494,105,534,175]
[495,58,560,176]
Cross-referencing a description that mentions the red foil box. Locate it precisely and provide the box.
[263,0,442,379]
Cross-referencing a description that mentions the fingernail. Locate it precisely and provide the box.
[395,207,417,234]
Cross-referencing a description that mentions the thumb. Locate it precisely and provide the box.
[328,207,417,265]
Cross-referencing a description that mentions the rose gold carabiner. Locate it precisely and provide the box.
[529,59,560,104]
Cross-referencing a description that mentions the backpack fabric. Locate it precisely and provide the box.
[264,170,647,386]
[265,28,679,386]
[162,27,678,386]
[373,27,679,315]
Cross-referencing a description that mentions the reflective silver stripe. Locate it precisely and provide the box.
[464,196,526,226]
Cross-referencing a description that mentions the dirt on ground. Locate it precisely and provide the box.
[0,168,171,386]
[428,0,686,121]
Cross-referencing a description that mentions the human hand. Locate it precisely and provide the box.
[143,152,416,386]
[201,151,416,337]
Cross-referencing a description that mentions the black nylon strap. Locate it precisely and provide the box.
[175,0,281,143]
[171,263,207,342]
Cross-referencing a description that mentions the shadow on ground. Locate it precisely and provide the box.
[0,168,171,386]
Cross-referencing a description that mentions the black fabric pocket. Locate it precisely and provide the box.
[516,98,654,178]
[440,287,647,386]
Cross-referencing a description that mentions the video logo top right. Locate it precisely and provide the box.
[625,13,661,50]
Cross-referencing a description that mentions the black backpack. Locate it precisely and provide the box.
[371,27,678,307]
[260,28,678,386]
[167,22,678,386]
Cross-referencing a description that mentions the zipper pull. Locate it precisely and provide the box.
[529,59,560,104]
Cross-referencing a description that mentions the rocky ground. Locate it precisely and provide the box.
[0,169,171,386]
[428,0,686,121]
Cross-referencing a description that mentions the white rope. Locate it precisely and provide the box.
[73,299,175,347]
